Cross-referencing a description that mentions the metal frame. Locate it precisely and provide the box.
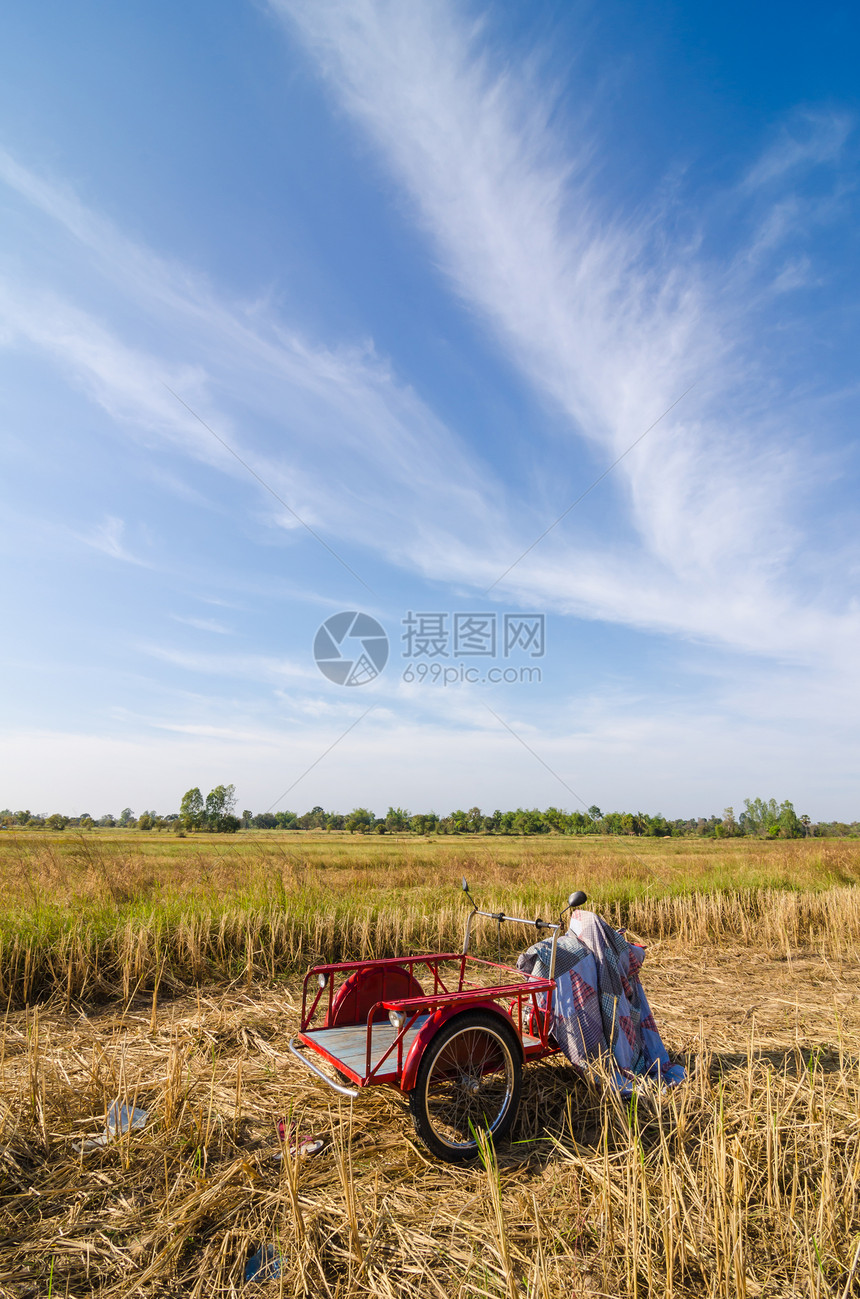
[461,906,564,980]
[288,1036,359,1098]
[292,952,557,1096]
[289,886,586,1104]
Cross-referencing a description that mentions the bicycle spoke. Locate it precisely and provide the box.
[424,1026,514,1149]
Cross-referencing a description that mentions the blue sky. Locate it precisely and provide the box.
[0,0,858,820]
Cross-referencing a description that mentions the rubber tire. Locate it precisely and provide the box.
[408,1011,522,1164]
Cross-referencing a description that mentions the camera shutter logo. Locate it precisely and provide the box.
[313,612,389,686]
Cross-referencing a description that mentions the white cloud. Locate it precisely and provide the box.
[138,642,317,685]
[0,175,507,590]
[169,615,234,635]
[0,9,857,711]
[271,0,860,678]
[0,687,855,818]
[75,515,149,566]
[743,110,853,189]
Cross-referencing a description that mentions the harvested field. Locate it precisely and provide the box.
[1,833,859,1006]
[2,934,860,1297]
[2,837,859,1295]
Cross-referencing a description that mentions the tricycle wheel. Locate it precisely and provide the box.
[408,1012,522,1163]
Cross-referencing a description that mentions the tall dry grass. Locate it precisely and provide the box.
[3,885,860,1009]
[2,835,859,1293]
[1,981,858,1296]
[0,833,858,1007]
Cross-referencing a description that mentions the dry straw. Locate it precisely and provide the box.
[0,944,859,1295]
[1,829,860,1007]
[1,834,859,1293]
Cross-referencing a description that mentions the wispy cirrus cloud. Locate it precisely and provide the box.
[75,515,149,566]
[0,149,506,583]
[271,0,858,668]
[169,615,234,635]
[138,643,317,685]
[0,7,856,676]
[743,110,854,189]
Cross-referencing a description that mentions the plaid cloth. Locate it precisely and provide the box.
[517,911,686,1094]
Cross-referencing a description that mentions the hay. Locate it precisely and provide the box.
[2,937,860,1296]
[2,881,860,1010]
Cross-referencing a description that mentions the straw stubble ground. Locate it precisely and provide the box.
[2,936,859,1297]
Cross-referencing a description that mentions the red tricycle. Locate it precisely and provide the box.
[289,882,587,1162]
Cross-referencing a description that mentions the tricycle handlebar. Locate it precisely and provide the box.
[468,908,562,932]
[461,890,588,982]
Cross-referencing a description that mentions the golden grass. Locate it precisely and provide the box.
[1,942,859,1296]
[2,834,860,1293]
[1,833,859,1007]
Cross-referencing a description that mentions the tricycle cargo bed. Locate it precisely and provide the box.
[299,1013,545,1087]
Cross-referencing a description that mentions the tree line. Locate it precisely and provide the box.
[1,793,857,838]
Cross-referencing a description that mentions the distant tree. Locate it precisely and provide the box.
[205,784,233,827]
[742,797,778,835]
[97,813,116,827]
[587,806,601,821]
[542,807,566,833]
[512,808,547,835]
[346,808,374,834]
[118,807,135,827]
[241,809,253,829]
[777,801,803,839]
[410,811,439,834]
[79,815,95,830]
[15,810,30,826]
[137,813,154,831]
[385,807,409,832]
[179,788,204,832]
[298,805,327,830]
[204,784,238,832]
[45,813,67,830]
[742,797,803,839]
[451,809,469,834]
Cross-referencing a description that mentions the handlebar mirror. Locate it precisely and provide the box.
[568,890,587,909]
[462,878,470,893]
